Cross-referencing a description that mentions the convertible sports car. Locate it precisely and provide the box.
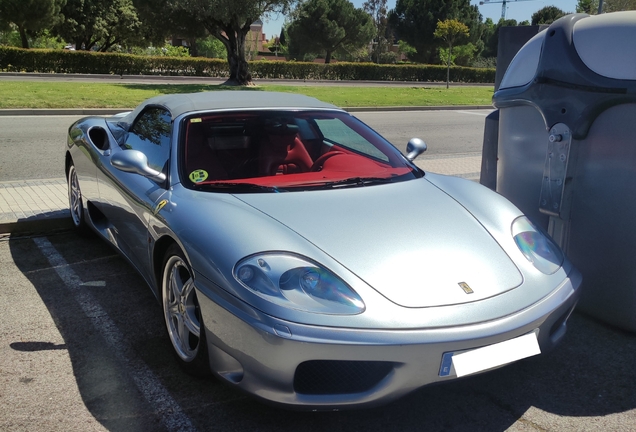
[65,91,581,409]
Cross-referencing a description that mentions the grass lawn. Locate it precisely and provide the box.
[0,81,494,109]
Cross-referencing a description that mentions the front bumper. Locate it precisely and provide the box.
[196,269,581,410]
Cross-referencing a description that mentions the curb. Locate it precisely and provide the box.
[0,213,73,235]
[0,108,132,116]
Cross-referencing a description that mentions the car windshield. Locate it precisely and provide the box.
[181,110,422,192]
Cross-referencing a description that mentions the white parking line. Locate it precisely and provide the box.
[33,237,197,432]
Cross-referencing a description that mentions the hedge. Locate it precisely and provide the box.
[0,46,495,83]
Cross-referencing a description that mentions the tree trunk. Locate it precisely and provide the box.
[206,21,254,86]
[18,26,29,49]
[99,37,117,52]
[224,27,252,86]
[188,38,199,58]
[86,39,98,51]
[446,42,452,89]
[325,50,332,64]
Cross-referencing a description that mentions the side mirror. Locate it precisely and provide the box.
[406,138,427,161]
[111,150,166,182]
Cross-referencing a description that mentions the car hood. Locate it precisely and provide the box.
[234,178,523,308]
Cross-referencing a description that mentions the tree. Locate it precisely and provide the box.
[439,42,476,66]
[388,0,481,64]
[531,6,568,26]
[287,0,374,63]
[605,0,636,11]
[576,0,599,13]
[479,17,525,59]
[397,40,416,60]
[363,0,390,64]
[0,0,65,48]
[197,35,227,58]
[577,0,636,13]
[279,25,288,47]
[173,0,295,86]
[434,19,469,88]
[134,0,208,57]
[54,0,143,51]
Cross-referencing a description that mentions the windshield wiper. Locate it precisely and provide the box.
[282,176,399,190]
[324,176,397,189]
[194,182,284,193]
[193,177,398,192]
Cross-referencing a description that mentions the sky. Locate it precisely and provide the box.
[259,0,580,40]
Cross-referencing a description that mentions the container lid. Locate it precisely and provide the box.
[573,11,636,80]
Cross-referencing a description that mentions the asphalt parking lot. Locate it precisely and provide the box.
[1,230,635,431]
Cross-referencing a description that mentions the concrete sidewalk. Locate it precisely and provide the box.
[0,154,482,235]
[0,179,72,235]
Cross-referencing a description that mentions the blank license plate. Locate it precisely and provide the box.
[439,331,541,378]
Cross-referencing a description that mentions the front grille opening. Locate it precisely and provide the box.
[294,360,393,395]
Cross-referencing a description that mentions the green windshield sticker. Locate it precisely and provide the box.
[189,169,208,183]
[190,118,202,123]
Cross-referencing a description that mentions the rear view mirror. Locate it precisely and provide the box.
[406,138,427,161]
[111,150,166,182]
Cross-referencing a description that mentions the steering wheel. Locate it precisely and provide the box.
[310,151,346,172]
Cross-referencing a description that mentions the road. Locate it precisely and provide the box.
[0,110,491,181]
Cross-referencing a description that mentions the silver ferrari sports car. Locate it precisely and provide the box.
[65,91,581,409]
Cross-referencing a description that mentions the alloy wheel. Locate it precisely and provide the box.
[162,255,201,362]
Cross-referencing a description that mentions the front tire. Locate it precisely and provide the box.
[67,163,91,236]
[161,244,210,376]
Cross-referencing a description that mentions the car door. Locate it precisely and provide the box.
[94,106,172,282]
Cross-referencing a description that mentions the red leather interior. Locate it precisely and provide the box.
[283,137,314,173]
[259,134,313,176]
[199,152,411,187]
[321,153,389,174]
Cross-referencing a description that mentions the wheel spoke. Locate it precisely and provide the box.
[170,265,185,298]
[176,315,189,348]
[180,278,200,336]
[168,302,180,317]
[182,276,194,298]
[183,309,200,337]
[72,192,79,212]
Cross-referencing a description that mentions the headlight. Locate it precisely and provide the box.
[512,216,563,274]
[234,253,365,315]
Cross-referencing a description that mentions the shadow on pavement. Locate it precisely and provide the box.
[8,231,636,431]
